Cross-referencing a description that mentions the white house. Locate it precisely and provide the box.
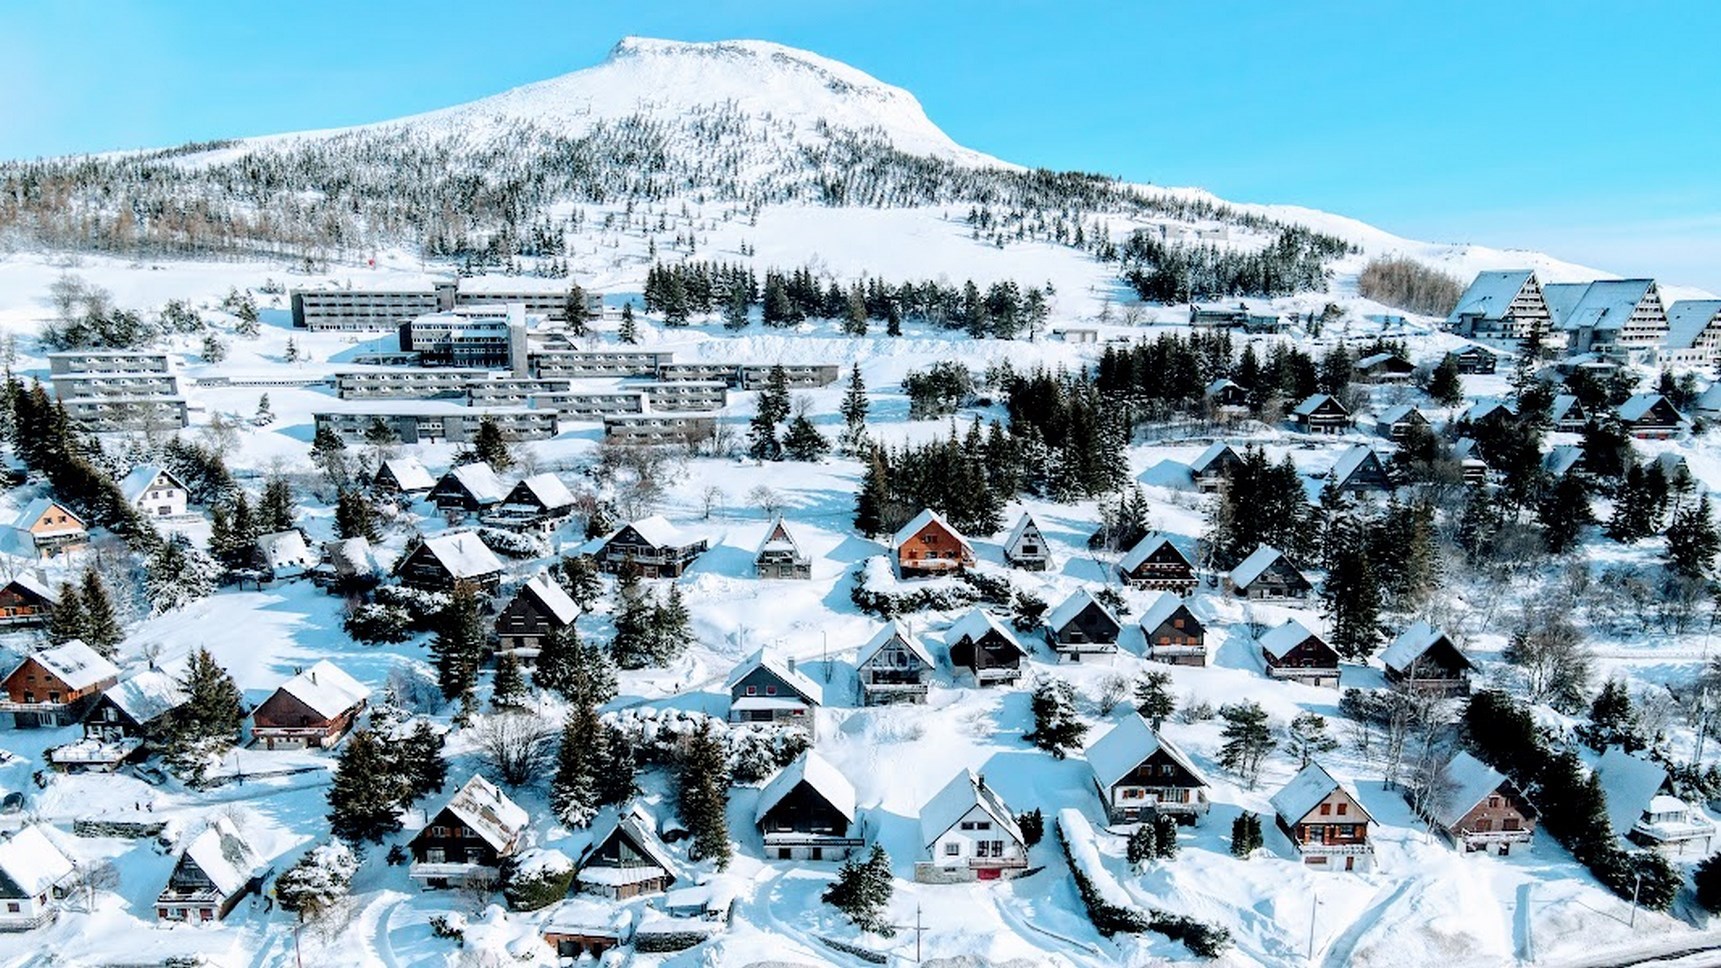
[916,769,1028,883]
[119,465,189,518]
[1001,513,1051,571]
[0,825,75,930]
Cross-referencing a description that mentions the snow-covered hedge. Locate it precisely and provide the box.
[604,707,810,781]
[343,603,412,644]
[1056,809,1229,958]
[478,526,546,559]
[502,848,574,912]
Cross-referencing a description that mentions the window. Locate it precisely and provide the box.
[1319,803,1331,816]
[5,902,17,913]
[1336,802,1348,816]
[1487,796,1501,808]
[944,842,960,856]
[766,685,777,696]
[746,686,757,696]
[960,821,976,830]
[975,840,991,858]
[1122,788,1143,800]
[975,821,991,831]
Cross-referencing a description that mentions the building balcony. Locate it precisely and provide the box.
[410,862,500,883]
[0,907,59,932]
[968,856,1028,869]
[1457,829,1533,845]
[0,699,70,713]
[1295,841,1373,857]
[761,831,864,849]
[1633,816,1716,846]
[1151,645,1206,657]
[974,667,1023,684]
[157,885,226,905]
[1268,666,1338,682]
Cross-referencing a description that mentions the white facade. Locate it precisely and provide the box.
[132,474,188,518]
[925,803,1025,873]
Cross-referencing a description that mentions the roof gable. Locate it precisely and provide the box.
[379,457,435,491]
[435,774,529,852]
[856,620,935,669]
[1437,751,1535,829]
[24,640,119,692]
[0,826,74,899]
[919,769,1023,848]
[1120,532,1191,573]
[507,473,575,510]
[408,532,504,579]
[1259,619,1329,660]
[756,516,805,557]
[1270,762,1372,825]
[276,660,370,720]
[1045,588,1121,635]
[892,508,970,551]
[755,750,855,825]
[178,818,263,897]
[1138,592,1203,637]
[1230,545,1302,590]
[1449,270,1535,322]
[1380,621,1472,674]
[1085,714,1211,791]
[725,648,823,706]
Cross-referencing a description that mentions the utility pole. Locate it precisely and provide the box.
[915,904,924,963]
[1630,871,1642,928]
[1307,893,1319,963]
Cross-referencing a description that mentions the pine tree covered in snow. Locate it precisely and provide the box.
[1126,823,1157,868]
[275,841,358,920]
[556,554,603,609]
[430,587,485,700]
[259,476,296,533]
[1152,815,1179,858]
[335,489,380,542]
[1230,813,1263,857]
[594,722,638,807]
[327,729,404,844]
[1287,712,1338,767]
[678,719,732,869]
[551,702,602,827]
[1025,677,1086,759]
[1666,495,1719,578]
[79,570,123,657]
[782,413,830,462]
[392,720,448,805]
[491,652,528,710]
[146,535,219,614]
[46,580,85,646]
[822,844,894,934]
[161,648,244,784]
[1217,702,1274,789]
[838,364,869,455]
[1134,671,1175,729]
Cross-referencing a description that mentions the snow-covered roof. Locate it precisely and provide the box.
[1595,747,1669,838]
[0,826,74,898]
[1550,394,1583,420]
[179,818,263,897]
[1258,619,1322,660]
[415,531,504,579]
[724,647,823,706]
[1618,393,1680,424]
[256,530,315,569]
[439,774,529,852]
[276,660,369,720]
[544,897,634,935]
[1354,352,1406,370]
[118,464,184,504]
[1119,532,1186,573]
[323,537,380,577]
[856,620,934,668]
[1544,445,1584,477]
[1138,591,1198,633]
[517,571,580,625]
[617,514,700,548]
[1002,512,1040,550]
[920,769,1022,849]
[1189,442,1242,475]
[511,473,575,510]
[1374,404,1421,427]
[4,572,56,604]
[459,275,571,295]
[1666,300,1721,350]
[24,640,118,692]
[102,669,188,725]
[1229,545,1293,590]
[892,508,968,550]
[755,516,805,556]
[445,463,508,504]
[943,608,1018,651]
[1464,400,1517,422]
[1699,383,1721,414]
[1045,588,1119,634]
[380,457,435,492]
[1449,270,1534,321]
[1329,445,1381,486]
[1270,762,1369,825]
[1544,279,1657,334]
[755,750,855,825]
[1435,751,1522,830]
[1380,621,1470,674]
[580,804,678,876]
[1292,393,1343,417]
[11,497,83,531]
[1084,714,1211,791]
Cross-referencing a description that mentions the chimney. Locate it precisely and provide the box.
[786,656,796,674]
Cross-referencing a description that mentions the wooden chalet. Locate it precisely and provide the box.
[482,473,576,533]
[394,531,504,592]
[253,529,319,580]
[595,515,708,578]
[1291,394,1350,434]
[727,648,822,737]
[428,462,507,513]
[1258,620,1340,688]
[1596,748,1716,857]
[0,826,75,931]
[1549,394,1587,432]
[1139,592,1205,667]
[944,608,1025,687]
[1084,714,1211,824]
[410,774,529,888]
[892,509,975,579]
[1453,438,1489,485]
[1043,588,1121,663]
[316,537,382,587]
[541,899,632,961]
[0,574,57,629]
[1447,345,1500,375]
[1617,393,1686,439]
[855,620,935,705]
[1188,442,1244,493]
[1204,378,1251,418]
[1544,445,1585,479]
[576,804,679,899]
[916,770,1028,883]
[1,640,119,728]
[155,819,268,922]
[1380,622,1473,696]
[1373,405,1428,442]
[250,660,370,750]
[1352,352,1415,384]
[1118,533,1196,593]
[1224,545,1312,600]
[494,571,579,661]
[50,669,186,772]
[8,499,87,559]
[1427,751,1536,854]
[1270,763,1374,871]
[1329,445,1393,493]
[1001,513,1051,571]
[374,457,435,498]
[754,750,862,861]
[755,517,812,579]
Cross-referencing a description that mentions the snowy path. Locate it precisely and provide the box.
[367,895,407,968]
[1318,878,1413,968]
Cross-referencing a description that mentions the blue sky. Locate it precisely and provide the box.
[5,1,1719,290]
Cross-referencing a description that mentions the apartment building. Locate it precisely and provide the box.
[532,349,674,380]
[398,304,529,373]
[290,281,451,331]
[334,369,488,400]
[656,362,742,385]
[601,413,718,445]
[466,377,573,407]
[738,364,841,389]
[454,276,601,321]
[47,350,173,376]
[50,371,181,400]
[530,390,646,420]
[60,396,188,432]
[314,403,558,445]
[638,381,729,412]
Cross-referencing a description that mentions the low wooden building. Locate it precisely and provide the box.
[1204,378,1250,417]
[1085,714,1211,825]
[856,620,935,706]
[410,774,529,889]
[0,826,75,931]
[1550,394,1587,432]
[8,499,87,559]
[892,509,975,579]
[50,669,186,772]
[1291,394,1350,434]
[374,457,436,498]
[916,769,1028,883]
[394,531,504,592]
[1380,622,1473,696]
[483,473,576,533]
[595,516,708,579]
[1189,442,1244,493]
[1596,748,1716,857]
[250,660,370,750]
[755,517,812,579]
[1372,405,1428,442]
[428,462,508,513]
[1118,533,1197,593]
[1329,445,1393,493]
[1428,751,1536,854]
[1225,545,1312,600]
[576,804,679,900]
[0,574,57,629]
[1259,620,1340,688]
[1139,592,1205,667]
[1,640,120,728]
[726,649,823,738]
[944,609,1025,687]
[754,751,862,861]
[155,819,268,922]
[1271,763,1374,872]
[1448,345,1500,375]
[1043,588,1121,663]
[1001,513,1051,571]
[541,900,632,961]
[1617,393,1686,439]
[493,571,579,661]
[1352,352,1415,384]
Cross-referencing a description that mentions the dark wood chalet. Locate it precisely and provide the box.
[1,641,120,728]
[374,457,435,497]
[1189,442,1245,493]
[483,473,576,533]
[755,517,812,579]
[1427,751,1536,854]
[892,509,975,579]
[493,571,579,660]
[576,805,679,899]
[1373,405,1429,442]
[1270,763,1374,871]
[1140,593,1206,667]
[0,574,56,629]
[428,462,507,513]
[1448,345,1499,375]
[1380,622,1474,696]
[726,649,823,738]
[1352,352,1415,384]
[155,819,267,922]
[1225,545,1312,600]
[1085,714,1211,824]
[410,774,529,889]
[1330,445,1393,493]
[50,669,186,772]
[1617,393,1685,439]
[1205,378,1250,417]
[944,609,1025,687]
[250,660,369,750]
[1291,394,1350,434]
[1043,588,1121,663]
[596,515,708,578]
[394,531,504,592]
[1259,620,1340,688]
[1002,513,1051,571]
[1118,534,1197,593]
[754,751,862,861]
[856,620,935,705]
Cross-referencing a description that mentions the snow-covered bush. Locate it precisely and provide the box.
[478,526,545,559]
[603,707,808,779]
[501,848,574,912]
[374,584,452,630]
[275,841,358,919]
[1057,810,1229,957]
[343,603,412,644]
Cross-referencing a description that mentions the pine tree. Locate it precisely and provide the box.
[619,303,638,344]
[394,720,447,805]
[842,288,869,337]
[1126,823,1157,868]
[747,410,782,461]
[430,588,485,700]
[254,393,275,425]
[45,581,86,646]
[1217,702,1274,789]
[79,570,122,657]
[260,476,296,534]
[1287,712,1338,767]
[678,719,732,868]
[782,414,830,462]
[557,554,603,609]
[472,418,515,471]
[1323,522,1382,660]
[145,535,219,615]
[551,702,602,827]
[327,730,404,844]
[491,652,528,710]
[649,584,694,664]
[594,722,638,806]
[335,489,380,542]
[1133,671,1175,729]
[1230,812,1263,857]
[1428,355,1464,406]
[1666,495,1720,578]
[838,364,870,455]
[823,844,894,934]
[1152,814,1179,858]
[854,448,889,537]
[1696,852,1721,913]
[609,572,655,669]
[1024,677,1086,759]
[1537,473,1593,554]
[162,648,244,784]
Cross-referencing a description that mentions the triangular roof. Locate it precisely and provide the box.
[1545,279,1659,333]
[724,647,823,706]
[442,463,507,504]
[1380,621,1472,675]
[119,465,186,505]
[0,826,74,899]
[21,640,118,692]
[409,531,503,579]
[1205,378,1245,397]
[101,669,189,726]
[919,768,1023,849]
[1618,393,1681,424]
[1189,441,1243,475]
[1543,444,1585,477]
[275,660,369,720]
[1292,393,1346,417]
[1449,270,1536,322]
[436,774,529,852]
[1550,394,1585,420]
[1464,400,1518,423]
[1119,532,1190,573]
[3,573,57,605]
[1270,762,1371,825]
[892,508,969,551]
[323,537,380,577]
[1436,751,1534,830]
[1138,590,1201,634]
[1374,404,1423,427]
[1084,714,1211,791]
[856,620,935,669]
[12,497,84,532]
[1594,747,1672,839]
[509,473,575,510]
[943,608,1019,652]
[1045,587,1120,634]
[1259,619,1324,660]
[256,530,314,569]
[613,514,699,549]
[1002,512,1042,550]
[579,803,678,876]
[1330,445,1385,487]
[515,571,580,625]
[178,818,264,897]
[1666,300,1721,350]
[1354,351,1411,371]
[1229,545,1298,590]
[755,516,805,557]
[379,457,435,492]
[754,750,855,826]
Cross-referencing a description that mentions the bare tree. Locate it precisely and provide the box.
[746,484,784,519]
[700,485,727,520]
[1504,607,1592,709]
[1095,674,1130,716]
[473,714,552,786]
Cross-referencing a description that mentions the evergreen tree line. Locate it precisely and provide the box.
[1119,226,1353,303]
[2,375,146,540]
